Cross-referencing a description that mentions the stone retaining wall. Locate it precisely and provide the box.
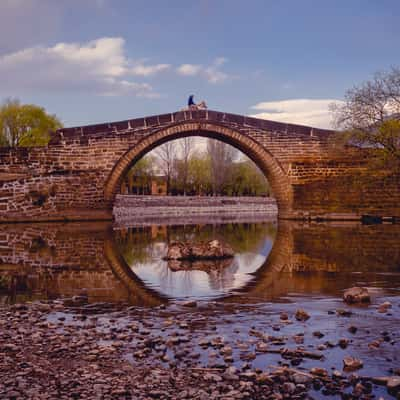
[113,195,278,222]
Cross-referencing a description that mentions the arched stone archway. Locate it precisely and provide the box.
[104,121,293,218]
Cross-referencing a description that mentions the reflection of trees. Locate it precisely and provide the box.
[166,222,276,254]
[0,274,42,305]
[115,227,155,265]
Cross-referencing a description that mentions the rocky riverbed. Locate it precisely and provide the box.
[1,294,399,399]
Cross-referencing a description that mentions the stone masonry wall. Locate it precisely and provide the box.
[0,109,399,221]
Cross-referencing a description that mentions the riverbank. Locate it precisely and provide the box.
[1,296,399,399]
[113,195,277,223]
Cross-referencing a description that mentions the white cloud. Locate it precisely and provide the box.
[177,64,203,76]
[0,37,168,97]
[250,99,343,129]
[177,58,231,84]
[0,33,233,97]
[131,63,171,76]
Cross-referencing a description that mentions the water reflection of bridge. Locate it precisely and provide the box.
[0,221,399,305]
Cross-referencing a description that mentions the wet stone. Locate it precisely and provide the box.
[343,356,363,371]
[343,287,371,304]
[295,309,310,321]
[378,301,393,313]
[348,325,358,334]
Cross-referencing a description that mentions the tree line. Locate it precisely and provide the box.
[124,138,272,196]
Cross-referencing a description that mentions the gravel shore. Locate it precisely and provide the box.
[1,297,399,399]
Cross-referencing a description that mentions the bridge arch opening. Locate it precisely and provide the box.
[104,122,293,217]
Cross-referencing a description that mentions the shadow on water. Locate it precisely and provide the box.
[0,219,399,306]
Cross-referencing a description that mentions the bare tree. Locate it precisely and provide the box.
[207,139,238,195]
[330,67,400,168]
[155,141,176,194]
[179,137,194,195]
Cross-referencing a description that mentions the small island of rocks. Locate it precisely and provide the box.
[163,239,235,271]
[163,239,235,261]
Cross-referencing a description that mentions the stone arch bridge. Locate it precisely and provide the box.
[0,109,399,222]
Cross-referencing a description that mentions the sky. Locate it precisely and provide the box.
[1,0,399,129]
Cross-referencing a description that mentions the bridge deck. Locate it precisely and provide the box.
[53,109,334,143]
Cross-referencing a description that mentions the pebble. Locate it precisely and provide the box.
[182,300,197,308]
[295,309,310,321]
[387,376,400,393]
[343,356,363,371]
[348,325,358,334]
[378,301,392,313]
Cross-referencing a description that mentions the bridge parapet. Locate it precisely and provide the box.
[52,109,334,143]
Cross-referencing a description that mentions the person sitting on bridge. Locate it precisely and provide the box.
[187,95,207,111]
[188,95,196,109]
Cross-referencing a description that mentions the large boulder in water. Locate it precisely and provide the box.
[343,287,371,304]
[164,240,234,261]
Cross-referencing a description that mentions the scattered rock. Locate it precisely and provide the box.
[336,309,353,317]
[63,295,88,307]
[368,340,382,349]
[255,342,269,353]
[332,370,342,379]
[378,301,392,313]
[343,356,363,371]
[387,376,400,394]
[293,373,312,384]
[310,367,328,377]
[348,325,358,334]
[295,309,310,321]
[282,382,296,394]
[280,312,288,321]
[182,300,197,308]
[343,287,371,304]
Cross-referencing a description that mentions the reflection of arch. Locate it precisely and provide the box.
[104,233,167,306]
[104,122,293,218]
[104,221,400,304]
[103,223,292,304]
[222,222,295,302]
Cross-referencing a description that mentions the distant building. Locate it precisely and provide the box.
[151,176,167,195]
[121,169,167,195]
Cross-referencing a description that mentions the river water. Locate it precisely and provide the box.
[1,219,399,305]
